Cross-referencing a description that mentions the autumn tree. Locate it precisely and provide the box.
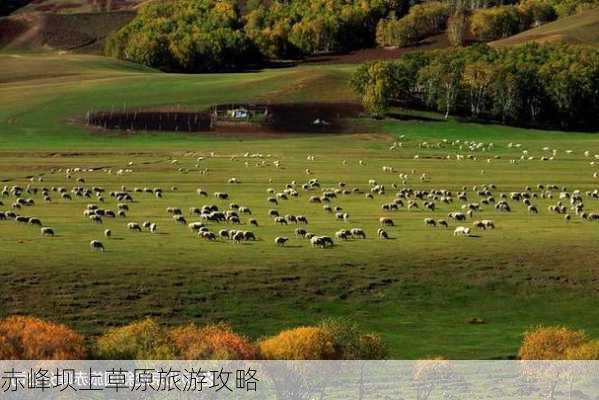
[0,316,86,360]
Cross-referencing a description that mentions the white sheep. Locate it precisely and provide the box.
[453,226,471,237]
[90,240,105,252]
[274,237,289,246]
[40,227,54,237]
[127,222,142,232]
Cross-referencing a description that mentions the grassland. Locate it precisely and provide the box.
[0,52,598,359]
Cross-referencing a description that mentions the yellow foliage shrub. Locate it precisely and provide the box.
[565,340,599,360]
[259,321,387,360]
[258,326,335,360]
[0,316,86,360]
[170,323,256,360]
[95,319,175,360]
[518,326,587,360]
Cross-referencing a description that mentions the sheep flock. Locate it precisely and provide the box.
[1,136,598,257]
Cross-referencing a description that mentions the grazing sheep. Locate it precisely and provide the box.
[528,205,539,214]
[128,222,142,232]
[453,226,471,237]
[239,206,252,215]
[437,219,449,228]
[188,222,205,232]
[219,229,230,239]
[296,215,308,224]
[200,231,217,241]
[174,215,187,224]
[335,230,351,240]
[448,212,466,221]
[275,236,289,246]
[40,227,54,237]
[481,219,495,229]
[215,192,229,200]
[15,216,28,224]
[149,223,157,233]
[472,220,486,230]
[249,218,259,227]
[424,218,436,227]
[243,231,256,241]
[268,209,279,217]
[189,207,202,215]
[104,229,112,238]
[28,217,42,226]
[90,215,103,224]
[295,228,307,238]
[350,228,366,239]
[495,201,511,212]
[311,236,333,248]
[377,228,389,240]
[227,215,241,224]
[274,216,288,225]
[90,240,104,252]
[232,231,245,243]
[379,217,394,227]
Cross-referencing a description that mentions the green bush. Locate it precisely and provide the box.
[105,0,258,72]
[517,0,557,26]
[470,5,523,41]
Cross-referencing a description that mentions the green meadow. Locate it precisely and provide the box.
[0,52,598,358]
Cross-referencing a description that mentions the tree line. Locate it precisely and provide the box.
[351,43,599,129]
[376,0,596,48]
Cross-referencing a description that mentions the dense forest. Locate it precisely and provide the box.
[106,0,598,72]
[105,0,398,71]
[351,43,599,129]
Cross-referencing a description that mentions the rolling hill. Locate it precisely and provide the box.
[8,0,147,14]
[0,10,135,52]
[491,7,599,48]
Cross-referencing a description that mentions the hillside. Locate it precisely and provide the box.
[0,10,135,52]
[9,0,146,14]
[491,7,599,47]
